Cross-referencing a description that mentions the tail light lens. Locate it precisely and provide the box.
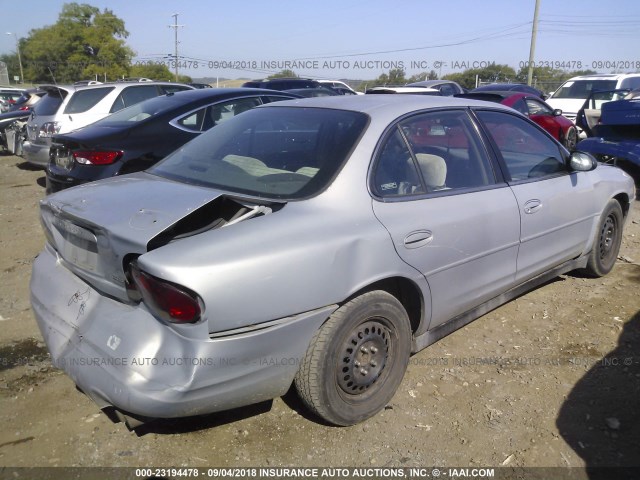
[73,150,123,165]
[130,265,202,324]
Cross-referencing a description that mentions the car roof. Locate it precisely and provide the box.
[567,73,640,81]
[261,93,514,117]
[406,80,456,87]
[366,86,440,94]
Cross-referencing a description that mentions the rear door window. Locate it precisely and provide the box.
[64,87,115,114]
[110,85,160,113]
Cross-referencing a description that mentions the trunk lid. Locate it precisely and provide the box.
[40,172,260,301]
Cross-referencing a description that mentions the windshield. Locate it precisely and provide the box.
[148,106,368,200]
[92,94,185,126]
[551,79,617,99]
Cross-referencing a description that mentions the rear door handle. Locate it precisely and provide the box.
[403,230,433,249]
[524,199,542,214]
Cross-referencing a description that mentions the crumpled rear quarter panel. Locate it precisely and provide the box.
[30,244,335,418]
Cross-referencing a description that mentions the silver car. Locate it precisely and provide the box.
[31,95,635,429]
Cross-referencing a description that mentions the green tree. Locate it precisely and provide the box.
[268,69,298,79]
[21,3,134,83]
[407,70,439,83]
[128,63,191,83]
[362,68,407,89]
[443,63,517,90]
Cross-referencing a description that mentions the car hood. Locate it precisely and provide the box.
[40,172,268,301]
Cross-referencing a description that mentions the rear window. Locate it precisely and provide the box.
[149,106,368,200]
[92,94,185,126]
[551,80,617,99]
[64,87,115,114]
[33,91,68,116]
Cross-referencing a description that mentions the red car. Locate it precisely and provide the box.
[459,92,578,151]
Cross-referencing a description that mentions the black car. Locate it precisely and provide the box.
[46,88,300,193]
[470,83,546,99]
[242,78,322,90]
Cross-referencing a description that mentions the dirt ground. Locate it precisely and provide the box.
[0,152,639,474]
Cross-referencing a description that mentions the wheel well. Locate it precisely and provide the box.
[344,277,424,333]
[613,193,630,218]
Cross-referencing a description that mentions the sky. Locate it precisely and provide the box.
[1,0,639,82]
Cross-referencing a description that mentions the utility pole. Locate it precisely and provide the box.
[526,0,541,86]
[6,32,24,84]
[168,13,184,82]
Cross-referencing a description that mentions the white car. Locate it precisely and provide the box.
[546,73,640,136]
[318,79,362,95]
[23,81,193,166]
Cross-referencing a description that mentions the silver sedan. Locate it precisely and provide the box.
[31,95,635,428]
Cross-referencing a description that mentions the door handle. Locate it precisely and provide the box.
[524,199,542,214]
[403,230,433,249]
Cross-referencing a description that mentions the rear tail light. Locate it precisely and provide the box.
[19,106,30,111]
[73,150,123,165]
[130,265,202,324]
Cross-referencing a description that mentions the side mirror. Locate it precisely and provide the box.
[569,151,597,171]
[552,109,563,116]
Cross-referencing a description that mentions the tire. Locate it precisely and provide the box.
[563,126,578,151]
[584,200,623,277]
[294,290,411,426]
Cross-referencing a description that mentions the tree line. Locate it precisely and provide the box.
[1,3,190,84]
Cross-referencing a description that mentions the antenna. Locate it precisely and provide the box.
[168,13,184,82]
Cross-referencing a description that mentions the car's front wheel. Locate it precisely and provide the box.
[563,126,578,151]
[584,199,623,277]
[295,290,411,426]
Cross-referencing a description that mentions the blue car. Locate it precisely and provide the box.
[576,88,640,180]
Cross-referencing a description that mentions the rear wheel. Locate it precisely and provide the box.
[584,200,623,277]
[294,291,411,426]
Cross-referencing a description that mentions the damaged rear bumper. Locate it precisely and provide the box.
[30,244,335,419]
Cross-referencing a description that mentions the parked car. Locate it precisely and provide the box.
[457,91,578,150]
[576,88,640,180]
[46,88,300,193]
[0,88,26,113]
[365,86,440,95]
[546,73,640,134]
[470,83,546,99]
[0,89,45,153]
[31,95,634,429]
[575,88,636,138]
[283,87,339,97]
[406,79,466,96]
[23,81,194,167]
[242,78,322,90]
[7,88,46,112]
[188,83,212,89]
[317,80,361,95]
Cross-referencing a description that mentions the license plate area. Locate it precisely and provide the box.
[53,147,74,170]
[52,217,99,272]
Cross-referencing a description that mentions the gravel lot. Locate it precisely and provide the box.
[0,152,638,476]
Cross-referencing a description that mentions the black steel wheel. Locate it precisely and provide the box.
[295,290,411,426]
[584,199,623,277]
